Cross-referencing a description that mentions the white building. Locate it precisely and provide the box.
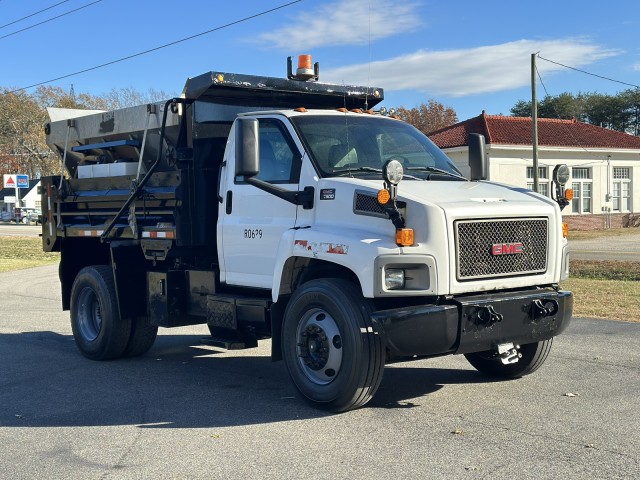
[429,112,640,230]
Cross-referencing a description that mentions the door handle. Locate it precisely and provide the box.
[226,191,233,214]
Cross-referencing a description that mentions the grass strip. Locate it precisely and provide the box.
[0,236,59,273]
[570,260,640,281]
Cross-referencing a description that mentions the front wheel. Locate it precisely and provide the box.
[282,279,385,412]
[464,339,553,379]
[70,266,132,360]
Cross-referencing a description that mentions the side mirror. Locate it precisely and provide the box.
[235,118,260,177]
[468,133,487,181]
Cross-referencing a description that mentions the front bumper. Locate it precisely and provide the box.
[370,288,573,358]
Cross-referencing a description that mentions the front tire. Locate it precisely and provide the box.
[70,266,132,360]
[464,339,553,379]
[282,279,385,412]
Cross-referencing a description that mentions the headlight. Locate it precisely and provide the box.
[384,268,405,290]
[553,164,570,186]
[383,159,403,185]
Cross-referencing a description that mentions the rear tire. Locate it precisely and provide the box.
[70,266,132,360]
[464,339,553,379]
[282,279,385,412]
[123,316,158,357]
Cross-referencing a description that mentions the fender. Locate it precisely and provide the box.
[271,226,403,300]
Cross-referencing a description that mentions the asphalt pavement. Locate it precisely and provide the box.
[0,223,41,237]
[0,264,638,479]
[569,229,640,262]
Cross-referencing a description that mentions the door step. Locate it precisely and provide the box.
[200,336,258,350]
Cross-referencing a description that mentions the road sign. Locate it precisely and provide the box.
[16,175,29,188]
[3,174,29,189]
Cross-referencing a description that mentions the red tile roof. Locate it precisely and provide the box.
[428,112,640,150]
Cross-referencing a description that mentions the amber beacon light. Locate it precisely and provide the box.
[288,54,319,81]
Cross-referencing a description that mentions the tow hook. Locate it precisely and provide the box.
[531,299,559,320]
[473,305,503,325]
[497,343,522,365]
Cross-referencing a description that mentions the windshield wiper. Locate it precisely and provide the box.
[329,166,383,177]
[329,166,422,180]
[406,166,465,179]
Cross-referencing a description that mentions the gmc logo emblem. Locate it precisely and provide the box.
[492,243,523,255]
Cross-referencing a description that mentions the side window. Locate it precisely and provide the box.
[256,120,299,183]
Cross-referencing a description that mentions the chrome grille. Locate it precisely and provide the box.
[456,218,548,280]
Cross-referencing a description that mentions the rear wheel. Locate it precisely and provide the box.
[282,279,385,412]
[70,266,132,360]
[123,316,158,357]
[464,339,553,379]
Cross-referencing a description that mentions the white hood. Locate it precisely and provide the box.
[397,179,558,219]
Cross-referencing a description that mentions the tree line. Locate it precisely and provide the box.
[510,88,640,135]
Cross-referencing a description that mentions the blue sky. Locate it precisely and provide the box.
[2,0,639,121]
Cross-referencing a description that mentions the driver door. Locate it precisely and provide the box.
[220,117,300,289]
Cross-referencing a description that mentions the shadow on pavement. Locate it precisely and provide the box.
[0,330,492,428]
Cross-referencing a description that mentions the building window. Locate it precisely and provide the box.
[527,182,549,197]
[526,166,549,196]
[612,167,631,212]
[571,167,592,213]
[526,166,549,179]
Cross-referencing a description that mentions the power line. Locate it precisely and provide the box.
[0,1,102,41]
[534,64,594,155]
[3,0,303,95]
[0,0,70,30]
[537,54,640,89]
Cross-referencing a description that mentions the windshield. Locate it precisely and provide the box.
[291,114,463,179]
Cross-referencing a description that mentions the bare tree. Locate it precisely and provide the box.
[0,89,52,178]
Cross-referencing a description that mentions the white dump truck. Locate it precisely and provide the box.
[41,56,573,411]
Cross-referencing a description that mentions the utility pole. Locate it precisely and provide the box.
[531,53,539,193]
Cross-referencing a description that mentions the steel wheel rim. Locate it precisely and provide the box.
[296,308,343,385]
[77,287,102,342]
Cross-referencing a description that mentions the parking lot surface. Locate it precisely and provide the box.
[0,265,638,479]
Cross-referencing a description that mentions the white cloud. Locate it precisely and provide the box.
[634,63,640,71]
[257,0,422,50]
[321,39,621,97]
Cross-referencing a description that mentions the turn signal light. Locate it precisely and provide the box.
[562,222,569,238]
[377,189,390,205]
[396,228,414,246]
[565,188,574,201]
